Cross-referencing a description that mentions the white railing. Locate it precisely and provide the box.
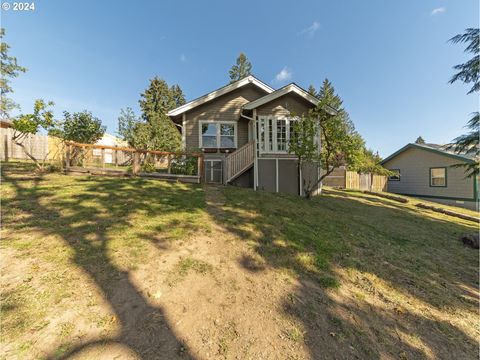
[224,140,255,183]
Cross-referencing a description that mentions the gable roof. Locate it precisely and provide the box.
[381,143,476,165]
[242,83,338,115]
[243,83,317,110]
[167,75,274,117]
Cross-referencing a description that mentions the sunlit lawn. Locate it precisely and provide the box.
[1,161,478,359]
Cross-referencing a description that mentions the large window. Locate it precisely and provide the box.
[258,116,298,153]
[430,167,447,187]
[200,121,237,148]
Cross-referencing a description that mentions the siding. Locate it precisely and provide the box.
[184,84,267,150]
[256,93,313,118]
[383,147,475,200]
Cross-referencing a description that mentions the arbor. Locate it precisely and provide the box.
[55,111,105,144]
[289,79,365,198]
[447,28,479,177]
[11,100,55,169]
[228,53,252,83]
[1,28,27,118]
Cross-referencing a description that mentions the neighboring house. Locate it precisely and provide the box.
[93,133,128,163]
[381,143,478,210]
[167,75,335,196]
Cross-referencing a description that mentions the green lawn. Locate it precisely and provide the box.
[1,161,478,360]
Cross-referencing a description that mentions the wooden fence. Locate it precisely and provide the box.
[65,141,204,184]
[0,128,64,163]
[345,171,387,192]
[323,167,388,192]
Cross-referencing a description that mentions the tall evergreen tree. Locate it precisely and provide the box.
[447,28,479,177]
[307,85,317,97]
[0,28,27,119]
[137,77,185,151]
[415,136,426,144]
[228,53,252,83]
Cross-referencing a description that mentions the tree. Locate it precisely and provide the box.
[415,136,426,144]
[55,111,105,144]
[11,99,55,169]
[447,28,480,177]
[137,77,184,151]
[117,107,141,147]
[228,53,252,83]
[133,113,182,152]
[449,28,479,94]
[1,28,27,119]
[289,79,365,198]
[307,85,317,97]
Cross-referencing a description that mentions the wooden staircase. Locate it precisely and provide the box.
[224,140,255,183]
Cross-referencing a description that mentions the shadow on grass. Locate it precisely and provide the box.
[206,185,479,359]
[2,162,204,359]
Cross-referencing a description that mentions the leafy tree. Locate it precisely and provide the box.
[54,111,105,144]
[447,28,479,177]
[289,79,365,198]
[11,99,55,169]
[415,136,426,144]
[1,28,27,118]
[137,77,184,151]
[351,148,391,176]
[133,113,182,152]
[117,107,141,147]
[228,53,252,83]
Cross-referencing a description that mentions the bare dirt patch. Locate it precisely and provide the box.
[1,163,478,359]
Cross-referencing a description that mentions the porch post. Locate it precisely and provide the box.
[253,109,258,191]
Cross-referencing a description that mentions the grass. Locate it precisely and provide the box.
[1,161,478,359]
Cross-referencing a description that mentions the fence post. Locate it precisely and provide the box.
[167,154,171,174]
[65,143,70,170]
[114,145,118,167]
[132,151,140,175]
[3,134,8,162]
[101,148,105,170]
[198,155,204,183]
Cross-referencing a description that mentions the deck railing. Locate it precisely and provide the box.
[224,140,255,183]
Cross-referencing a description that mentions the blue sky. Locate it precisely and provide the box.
[2,0,478,157]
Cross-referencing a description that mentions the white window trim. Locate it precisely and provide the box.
[258,116,298,154]
[199,120,238,149]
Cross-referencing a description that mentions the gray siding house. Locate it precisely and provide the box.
[168,76,334,196]
[381,143,478,210]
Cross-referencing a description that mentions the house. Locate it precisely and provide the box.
[92,133,128,163]
[167,75,335,196]
[381,142,478,210]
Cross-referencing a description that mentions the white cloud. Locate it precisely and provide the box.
[300,21,320,36]
[275,67,292,82]
[180,54,187,62]
[431,7,446,15]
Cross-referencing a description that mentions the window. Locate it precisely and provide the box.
[201,123,217,148]
[200,121,237,148]
[388,169,400,181]
[258,116,298,153]
[276,119,287,151]
[430,167,446,187]
[220,124,235,147]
